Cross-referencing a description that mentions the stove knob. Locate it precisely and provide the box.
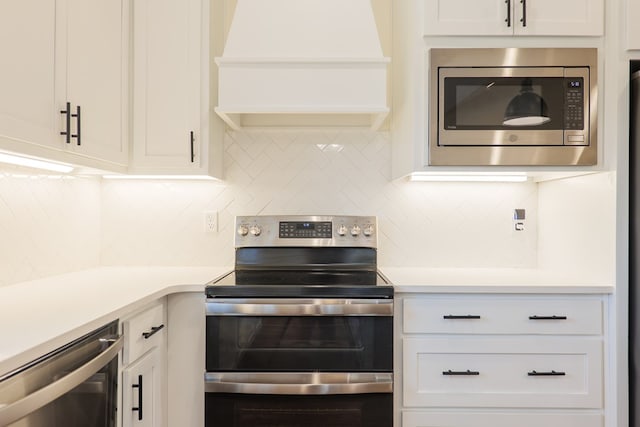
[363,225,374,237]
[337,225,347,236]
[350,225,361,237]
[237,225,249,236]
[249,225,262,236]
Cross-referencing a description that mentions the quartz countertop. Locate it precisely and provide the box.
[382,267,614,294]
[0,265,613,377]
[0,266,230,377]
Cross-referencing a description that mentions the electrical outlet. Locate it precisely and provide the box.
[204,211,218,233]
[512,208,526,233]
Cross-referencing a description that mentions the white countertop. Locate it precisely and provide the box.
[382,267,615,294]
[0,265,613,377]
[0,266,230,377]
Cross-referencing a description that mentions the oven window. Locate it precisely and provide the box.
[206,316,392,372]
[206,393,392,427]
[443,76,567,130]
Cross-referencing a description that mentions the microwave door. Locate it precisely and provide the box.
[438,67,570,147]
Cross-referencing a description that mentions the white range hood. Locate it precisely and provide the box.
[214,0,390,130]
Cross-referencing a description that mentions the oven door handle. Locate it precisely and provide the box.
[204,372,393,395]
[206,298,393,316]
[0,335,123,425]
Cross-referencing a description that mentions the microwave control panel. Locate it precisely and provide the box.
[564,78,585,131]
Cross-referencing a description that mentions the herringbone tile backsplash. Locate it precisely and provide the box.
[0,166,101,286]
[0,130,541,286]
[101,130,538,268]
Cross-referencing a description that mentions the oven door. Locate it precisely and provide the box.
[205,298,393,427]
[205,298,393,372]
[205,386,392,427]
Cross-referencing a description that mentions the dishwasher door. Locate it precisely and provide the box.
[0,320,122,427]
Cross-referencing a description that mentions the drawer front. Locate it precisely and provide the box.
[403,296,603,335]
[402,411,603,427]
[123,303,165,364]
[403,336,603,408]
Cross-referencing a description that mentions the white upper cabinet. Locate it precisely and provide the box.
[131,0,222,177]
[628,0,640,49]
[0,0,128,170]
[0,0,61,151]
[64,0,129,165]
[424,0,604,36]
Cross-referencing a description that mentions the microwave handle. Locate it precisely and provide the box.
[0,335,123,425]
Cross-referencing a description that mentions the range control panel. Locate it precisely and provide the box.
[235,215,377,248]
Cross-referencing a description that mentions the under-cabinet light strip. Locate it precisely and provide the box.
[0,152,74,173]
[102,175,219,181]
[409,173,528,183]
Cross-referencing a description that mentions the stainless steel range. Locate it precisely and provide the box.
[205,215,393,427]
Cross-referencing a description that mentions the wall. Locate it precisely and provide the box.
[0,164,101,287]
[101,130,538,268]
[8,131,620,286]
[537,171,617,283]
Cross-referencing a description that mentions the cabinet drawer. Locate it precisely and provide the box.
[123,303,165,364]
[403,411,603,427]
[403,336,603,408]
[403,296,602,335]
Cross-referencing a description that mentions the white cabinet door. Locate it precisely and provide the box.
[123,349,162,427]
[516,0,604,36]
[424,0,513,36]
[424,0,603,36]
[131,0,207,173]
[0,0,63,150]
[65,0,128,165]
[403,336,603,409]
[0,0,127,169]
[628,0,640,49]
[403,411,603,427]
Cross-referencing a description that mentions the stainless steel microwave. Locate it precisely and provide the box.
[429,48,597,166]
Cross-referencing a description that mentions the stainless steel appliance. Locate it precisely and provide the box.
[0,320,122,427]
[429,47,597,166]
[205,215,393,427]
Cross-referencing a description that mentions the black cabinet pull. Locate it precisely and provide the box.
[60,102,71,144]
[71,105,81,146]
[132,374,143,421]
[190,131,195,163]
[142,324,165,339]
[520,0,527,27]
[529,315,567,320]
[505,0,511,27]
[443,370,480,376]
[528,370,565,376]
[443,315,481,320]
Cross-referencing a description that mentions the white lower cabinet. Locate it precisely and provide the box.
[121,301,166,427]
[403,336,602,408]
[123,349,161,427]
[399,294,606,427]
[403,411,603,427]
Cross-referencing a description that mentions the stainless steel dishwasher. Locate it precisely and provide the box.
[0,320,122,427]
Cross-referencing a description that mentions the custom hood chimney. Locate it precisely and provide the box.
[214,0,389,130]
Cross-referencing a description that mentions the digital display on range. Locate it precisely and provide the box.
[280,221,332,238]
